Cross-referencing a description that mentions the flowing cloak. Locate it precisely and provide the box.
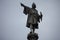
[23,6,40,29]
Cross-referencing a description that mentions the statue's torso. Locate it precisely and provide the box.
[27,8,38,24]
[26,8,39,28]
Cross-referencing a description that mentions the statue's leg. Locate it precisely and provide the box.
[30,24,33,33]
[30,24,35,33]
[33,28,35,33]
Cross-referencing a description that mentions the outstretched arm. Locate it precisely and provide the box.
[20,3,26,7]
[20,3,30,15]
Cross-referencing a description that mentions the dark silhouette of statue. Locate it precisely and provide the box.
[21,3,43,33]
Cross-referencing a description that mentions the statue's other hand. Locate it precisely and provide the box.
[40,12,43,21]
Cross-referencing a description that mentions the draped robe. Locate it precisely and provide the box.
[23,7,40,29]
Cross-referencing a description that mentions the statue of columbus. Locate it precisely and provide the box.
[21,3,43,33]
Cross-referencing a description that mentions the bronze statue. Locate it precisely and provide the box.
[21,3,43,33]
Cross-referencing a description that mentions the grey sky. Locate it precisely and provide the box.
[0,0,60,40]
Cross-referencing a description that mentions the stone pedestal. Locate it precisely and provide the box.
[27,32,39,40]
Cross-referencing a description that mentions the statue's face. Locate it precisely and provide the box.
[32,3,36,9]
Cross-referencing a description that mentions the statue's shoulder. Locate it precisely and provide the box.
[30,8,38,11]
[34,9,38,13]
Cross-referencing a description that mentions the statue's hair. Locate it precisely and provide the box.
[32,3,36,8]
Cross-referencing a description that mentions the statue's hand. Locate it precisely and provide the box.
[20,3,25,7]
[39,12,43,21]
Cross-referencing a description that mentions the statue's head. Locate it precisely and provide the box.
[32,3,36,9]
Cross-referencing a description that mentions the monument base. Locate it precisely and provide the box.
[27,32,39,40]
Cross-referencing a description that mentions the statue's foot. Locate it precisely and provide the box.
[30,31,32,33]
[30,30,33,33]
